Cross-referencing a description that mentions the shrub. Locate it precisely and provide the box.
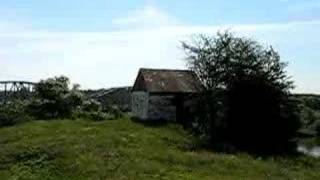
[30,76,84,119]
[77,111,114,121]
[64,89,84,114]
[78,99,122,121]
[82,99,102,112]
[304,97,320,111]
[300,107,318,127]
[103,105,123,119]
[0,101,30,127]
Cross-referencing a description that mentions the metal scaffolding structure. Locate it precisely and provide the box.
[0,81,36,104]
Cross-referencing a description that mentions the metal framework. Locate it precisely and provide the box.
[0,81,36,103]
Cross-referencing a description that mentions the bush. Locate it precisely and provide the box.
[300,107,318,127]
[103,105,123,119]
[77,111,114,121]
[0,101,30,127]
[82,99,102,112]
[78,99,122,121]
[304,97,320,111]
[30,76,84,119]
[0,76,125,125]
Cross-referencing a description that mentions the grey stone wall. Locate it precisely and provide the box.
[148,95,176,121]
[131,91,149,120]
[132,92,199,122]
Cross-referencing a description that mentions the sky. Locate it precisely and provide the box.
[0,0,319,93]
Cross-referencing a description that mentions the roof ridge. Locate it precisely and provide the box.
[139,68,193,72]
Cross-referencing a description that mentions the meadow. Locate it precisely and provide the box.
[0,117,319,180]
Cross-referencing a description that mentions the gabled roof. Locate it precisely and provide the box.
[132,68,203,93]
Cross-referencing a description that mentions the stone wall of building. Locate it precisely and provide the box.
[148,94,176,121]
[131,91,149,120]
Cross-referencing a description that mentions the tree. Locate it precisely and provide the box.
[182,32,301,154]
[30,76,84,119]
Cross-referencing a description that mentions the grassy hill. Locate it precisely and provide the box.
[0,118,320,180]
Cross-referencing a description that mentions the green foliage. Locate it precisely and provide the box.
[103,105,124,119]
[82,99,102,112]
[0,100,31,127]
[315,121,320,136]
[28,75,125,121]
[301,107,318,126]
[30,76,84,119]
[0,119,319,179]
[80,100,124,121]
[0,76,124,124]
[35,76,70,100]
[183,32,293,91]
[182,31,301,153]
[299,95,320,111]
[295,95,320,137]
[77,111,114,121]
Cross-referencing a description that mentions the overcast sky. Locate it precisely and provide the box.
[0,0,319,93]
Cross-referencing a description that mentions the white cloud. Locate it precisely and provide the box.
[1,6,320,93]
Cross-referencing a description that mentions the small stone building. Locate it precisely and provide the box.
[131,68,203,122]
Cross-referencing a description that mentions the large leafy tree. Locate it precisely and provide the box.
[182,32,301,153]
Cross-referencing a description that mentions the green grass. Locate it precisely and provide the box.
[0,118,319,180]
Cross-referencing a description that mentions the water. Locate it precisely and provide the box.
[297,145,320,158]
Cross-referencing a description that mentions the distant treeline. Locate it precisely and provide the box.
[292,94,320,137]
